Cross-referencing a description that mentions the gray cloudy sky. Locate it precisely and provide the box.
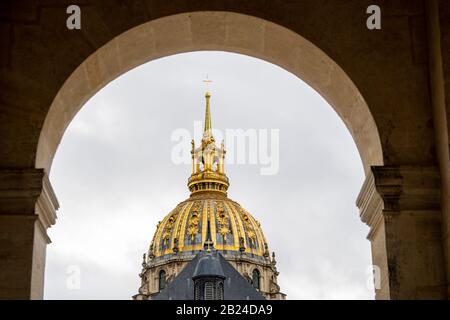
[44,51,374,300]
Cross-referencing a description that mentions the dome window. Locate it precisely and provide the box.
[252,269,260,290]
[159,270,166,291]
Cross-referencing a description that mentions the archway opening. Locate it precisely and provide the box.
[36,11,383,174]
[44,51,375,299]
[37,11,383,300]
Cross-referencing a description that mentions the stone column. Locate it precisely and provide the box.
[426,0,450,296]
[357,166,447,299]
[0,169,58,299]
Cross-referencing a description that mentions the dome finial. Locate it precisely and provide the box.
[203,76,213,133]
[187,80,229,195]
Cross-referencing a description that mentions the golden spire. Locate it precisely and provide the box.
[187,81,229,196]
[203,77,212,133]
[204,92,212,133]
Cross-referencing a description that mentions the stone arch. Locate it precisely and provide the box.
[2,3,449,300]
[35,11,383,174]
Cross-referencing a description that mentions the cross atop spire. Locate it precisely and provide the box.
[203,75,212,93]
[188,85,229,195]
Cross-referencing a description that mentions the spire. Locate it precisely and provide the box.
[204,92,212,133]
[187,81,229,195]
[203,77,212,133]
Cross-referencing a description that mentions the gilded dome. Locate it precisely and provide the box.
[136,90,285,301]
[148,192,270,263]
[146,91,270,265]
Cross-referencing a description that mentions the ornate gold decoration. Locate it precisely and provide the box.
[147,92,269,259]
[188,91,228,194]
[247,230,256,240]
[216,201,230,240]
[238,208,258,249]
[187,202,201,241]
[162,231,170,245]
[241,211,255,236]
[161,211,177,245]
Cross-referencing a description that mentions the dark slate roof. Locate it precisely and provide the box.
[193,252,225,279]
[154,250,265,300]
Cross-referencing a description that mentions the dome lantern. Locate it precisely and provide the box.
[188,90,229,195]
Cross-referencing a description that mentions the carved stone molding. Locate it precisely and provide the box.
[356,169,384,240]
[35,173,59,242]
[357,165,441,239]
[357,165,446,299]
[0,168,44,215]
[0,168,59,242]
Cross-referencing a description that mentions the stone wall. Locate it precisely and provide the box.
[1,0,449,299]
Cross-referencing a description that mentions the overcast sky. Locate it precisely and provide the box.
[44,51,374,300]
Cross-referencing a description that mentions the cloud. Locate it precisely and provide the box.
[46,51,374,300]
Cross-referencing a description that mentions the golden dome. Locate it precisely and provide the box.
[148,192,270,262]
[147,90,270,265]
